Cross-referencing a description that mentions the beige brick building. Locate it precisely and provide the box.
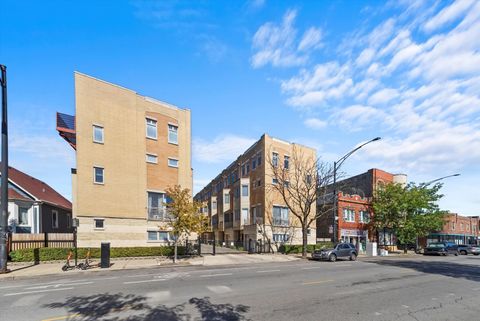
[194,134,317,252]
[57,72,192,247]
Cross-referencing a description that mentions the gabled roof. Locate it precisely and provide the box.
[8,188,33,202]
[1,163,72,210]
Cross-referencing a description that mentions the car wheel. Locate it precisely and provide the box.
[329,254,337,262]
[460,250,467,255]
[454,252,458,256]
[349,253,357,261]
[474,253,479,256]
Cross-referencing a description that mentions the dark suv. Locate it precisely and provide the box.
[424,242,458,256]
[312,243,358,262]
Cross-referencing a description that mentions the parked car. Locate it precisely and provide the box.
[423,242,458,256]
[312,243,357,262]
[458,244,480,255]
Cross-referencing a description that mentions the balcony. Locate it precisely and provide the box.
[147,207,169,221]
[56,112,76,150]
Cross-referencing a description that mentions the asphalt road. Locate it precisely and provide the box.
[1,254,479,321]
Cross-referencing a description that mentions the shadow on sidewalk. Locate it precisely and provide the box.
[44,293,250,321]
[363,258,480,282]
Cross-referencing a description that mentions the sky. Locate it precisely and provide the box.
[1,0,479,216]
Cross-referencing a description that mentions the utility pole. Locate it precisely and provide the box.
[0,65,9,274]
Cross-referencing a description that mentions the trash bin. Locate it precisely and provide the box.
[101,242,110,268]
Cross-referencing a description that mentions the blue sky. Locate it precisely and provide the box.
[1,0,479,215]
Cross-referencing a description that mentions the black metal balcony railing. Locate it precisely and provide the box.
[148,207,169,221]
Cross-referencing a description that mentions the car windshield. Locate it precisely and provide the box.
[428,243,445,248]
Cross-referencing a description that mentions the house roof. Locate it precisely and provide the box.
[1,164,72,210]
[8,188,33,202]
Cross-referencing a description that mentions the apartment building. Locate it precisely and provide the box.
[57,72,192,247]
[194,134,317,252]
[317,168,407,253]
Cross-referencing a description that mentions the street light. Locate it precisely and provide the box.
[423,173,460,186]
[332,137,381,243]
[0,65,9,274]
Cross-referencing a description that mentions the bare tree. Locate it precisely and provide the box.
[267,146,334,258]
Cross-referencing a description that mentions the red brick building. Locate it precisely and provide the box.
[421,213,479,246]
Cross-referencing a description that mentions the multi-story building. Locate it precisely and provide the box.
[57,72,192,247]
[317,168,407,253]
[422,213,479,246]
[194,134,317,252]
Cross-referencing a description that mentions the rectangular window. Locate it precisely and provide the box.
[224,193,230,204]
[148,231,171,242]
[284,155,289,169]
[272,152,279,167]
[359,211,370,223]
[168,124,178,144]
[212,201,217,210]
[273,234,289,243]
[148,192,167,220]
[272,178,278,184]
[273,206,289,226]
[234,209,240,221]
[67,213,72,228]
[257,153,262,166]
[242,164,246,176]
[93,125,104,143]
[343,209,355,222]
[18,207,29,225]
[168,158,179,168]
[146,118,157,139]
[94,218,104,229]
[242,208,249,225]
[51,211,58,229]
[93,167,104,184]
[252,159,256,170]
[246,164,250,174]
[146,154,158,164]
[242,184,249,197]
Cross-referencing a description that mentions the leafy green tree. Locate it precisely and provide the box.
[165,185,207,262]
[372,182,446,253]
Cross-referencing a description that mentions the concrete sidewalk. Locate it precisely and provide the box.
[0,254,300,281]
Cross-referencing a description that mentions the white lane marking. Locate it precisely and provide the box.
[448,293,455,296]
[92,277,119,281]
[190,267,254,274]
[472,287,480,291]
[146,291,171,303]
[123,279,166,285]
[402,305,410,308]
[26,281,93,290]
[256,269,280,273]
[4,287,74,297]
[12,294,44,307]
[207,285,233,294]
[432,298,438,300]
[126,274,154,278]
[375,312,382,316]
[302,266,323,270]
[200,273,232,278]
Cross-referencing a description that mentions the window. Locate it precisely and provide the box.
[93,167,104,184]
[359,211,370,223]
[168,158,179,168]
[284,155,289,169]
[224,193,230,204]
[252,158,256,170]
[272,178,278,184]
[18,207,29,225]
[272,152,279,167]
[146,118,157,139]
[242,184,249,197]
[242,164,246,176]
[234,186,240,198]
[146,154,158,164]
[94,219,104,229]
[460,223,464,231]
[343,209,355,222]
[67,213,72,228]
[257,179,262,187]
[234,209,240,221]
[50,210,58,229]
[148,231,171,242]
[93,125,104,143]
[273,206,289,226]
[242,208,249,225]
[246,164,250,174]
[273,234,289,243]
[168,124,178,144]
[284,181,290,188]
[212,201,217,210]
[148,192,167,220]
[257,154,262,166]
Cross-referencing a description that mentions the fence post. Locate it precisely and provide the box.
[74,228,78,266]
[44,233,48,248]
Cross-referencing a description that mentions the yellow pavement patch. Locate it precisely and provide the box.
[302,279,335,286]
[41,314,80,321]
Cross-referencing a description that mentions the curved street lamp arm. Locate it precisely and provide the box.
[423,173,460,186]
[336,137,381,170]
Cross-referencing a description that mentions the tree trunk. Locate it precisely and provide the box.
[302,225,308,258]
[174,240,178,263]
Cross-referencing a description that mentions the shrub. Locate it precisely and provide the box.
[278,242,333,254]
[9,246,186,263]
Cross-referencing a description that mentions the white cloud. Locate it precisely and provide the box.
[304,118,327,130]
[193,135,256,164]
[423,0,475,32]
[355,48,375,67]
[367,88,399,105]
[251,9,323,68]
